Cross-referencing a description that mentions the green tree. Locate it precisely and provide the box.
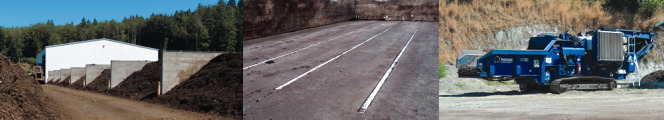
[140,14,173,50]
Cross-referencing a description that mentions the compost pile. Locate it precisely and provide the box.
[457,66,480,77]
[641,70,664,82]
[48,79,60,84]
[57,76,71,86]
[85,69,111,92]
[107,62,161,100]
[68,76,85,89]
[0,55,63,119]
[147,53,242,118]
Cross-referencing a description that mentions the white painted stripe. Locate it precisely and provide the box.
[243,22,368,52]
[358,22,422,113]
[275,24,398,90]
[243,26,367,70]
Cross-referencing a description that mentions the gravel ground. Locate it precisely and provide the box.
[439,64,518,95]
[440,65,664,120]
[440,89,664,120]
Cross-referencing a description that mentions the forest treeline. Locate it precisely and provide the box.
[0,0,243,63]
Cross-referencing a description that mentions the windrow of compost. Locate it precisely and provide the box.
[68,76,86,89]
[107,61,162,100]
[146,53,242,118]
[0,55,64,119]
[49,53,242,118]
[85,69,111,92]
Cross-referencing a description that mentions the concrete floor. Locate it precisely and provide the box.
[243,21,438,119]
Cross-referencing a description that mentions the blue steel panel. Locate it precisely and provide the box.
[628,62,636,72]
[516,65,521,75]
[517,57,537,75]
[561,47,585,55]
[36,50,46,66]
[490,50,549,55]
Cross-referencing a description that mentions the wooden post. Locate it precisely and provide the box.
[157,81,162,96]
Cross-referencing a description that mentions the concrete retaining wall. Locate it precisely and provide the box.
[70,67,85,84]
[47,70,54,82]
[48,70,58,83]
[354,0,438,21]
[161,51,222,94]
[85,64,110,86]
[111,60,153,88]
[53,70,61,82]
[60,69,71,83]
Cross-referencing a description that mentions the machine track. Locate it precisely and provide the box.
[550,76,617,94]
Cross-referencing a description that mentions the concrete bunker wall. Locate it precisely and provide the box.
[110,61,153,89]
[85,64,110,87]
[50,70,60,82]
[47,70,54,82]
[60,69,71,83]
[70,67,85,84]
[161,51,222,94]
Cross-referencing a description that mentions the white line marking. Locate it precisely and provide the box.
[243,22,368,52]
[358,22,421,113]
[243,28,364,70]
[275,24,398,90]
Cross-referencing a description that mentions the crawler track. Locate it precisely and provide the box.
[550,76,617,94]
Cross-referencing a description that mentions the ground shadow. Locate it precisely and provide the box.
[440,90,550,97]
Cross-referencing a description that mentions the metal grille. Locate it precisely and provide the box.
[597,31,624,61]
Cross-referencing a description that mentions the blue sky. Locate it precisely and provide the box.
[0,0,229,27]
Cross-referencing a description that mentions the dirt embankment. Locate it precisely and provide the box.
[355,0,438,21]
[243,0,355,40]
[0,55,67,119]
[85,69,111,92]
[147,53,242,119]
[107,61,162,100]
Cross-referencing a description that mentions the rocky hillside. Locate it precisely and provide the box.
[439,0,664,64]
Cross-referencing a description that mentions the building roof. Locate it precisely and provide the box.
[45,38,158,51]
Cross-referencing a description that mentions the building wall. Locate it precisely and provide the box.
[44,39,158,83]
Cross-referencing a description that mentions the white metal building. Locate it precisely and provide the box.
[44,38,158,83]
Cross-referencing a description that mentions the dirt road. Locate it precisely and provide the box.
[440,89,664,120]
[243,21,438,119]
[41,84,223,119]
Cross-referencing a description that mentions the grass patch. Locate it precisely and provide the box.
[483,80,517,86]
[455,82,465,88]
[439,63,446,78]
